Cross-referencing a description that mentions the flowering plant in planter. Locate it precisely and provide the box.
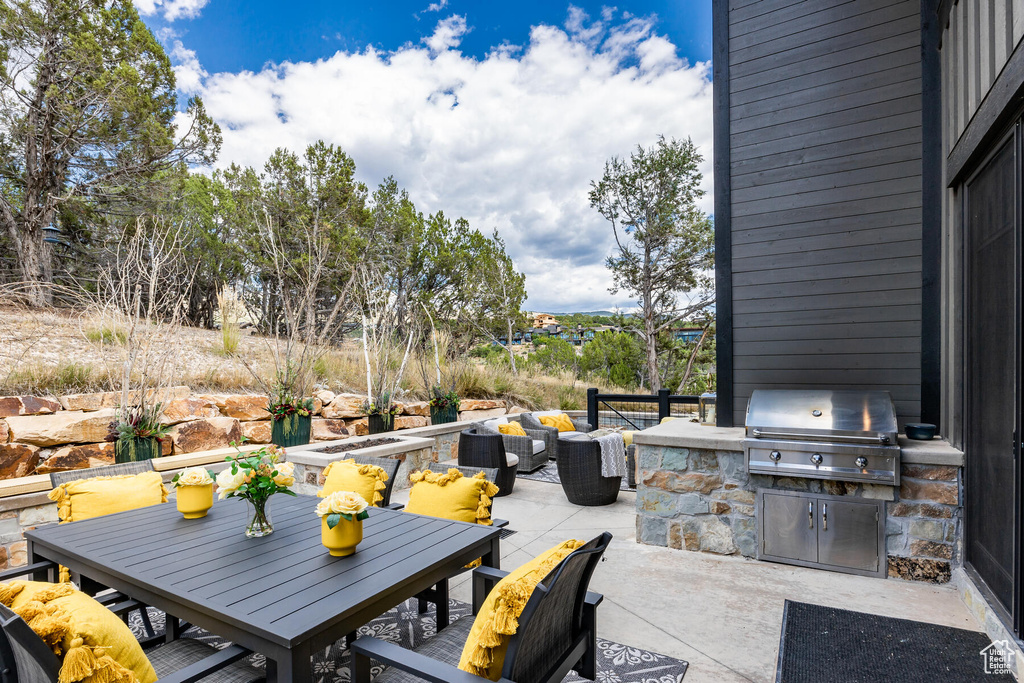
[267,386,315,421]
[361,390,401,431]
[216,444,297,537]
[315,491,370,528]
[427,386,460,411]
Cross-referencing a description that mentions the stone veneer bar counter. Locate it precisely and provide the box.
[632,419,965,583]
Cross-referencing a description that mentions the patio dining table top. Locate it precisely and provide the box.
[23,494,501,683]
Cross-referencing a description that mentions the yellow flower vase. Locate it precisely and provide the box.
[177,484,214,519]
[321,516,363,557]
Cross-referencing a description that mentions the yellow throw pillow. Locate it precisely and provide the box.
[539,413,575,432]
[622,430,635,446]
[1,580,157,683]
[405,469,499,525]
[47,471,168,524]
[458,539,585,680]
[319,459,389,506]
[497,422,527,437]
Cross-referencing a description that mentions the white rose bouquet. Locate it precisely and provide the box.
[219,443,296,537]
[316,491,369,529]
[172,467,215,488]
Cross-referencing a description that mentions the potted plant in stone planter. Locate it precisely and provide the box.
[362,391,401,434]
[428,385,460,425]
[106,403,169,463]
[268,383,315,447]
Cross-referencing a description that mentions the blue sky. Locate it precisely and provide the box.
[143,1,711,75]
[142,1,714,312]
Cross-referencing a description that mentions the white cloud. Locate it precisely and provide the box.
[423,15,468,53]
[135,0,209,21]
[424,0,449,12]
[174,11,713,311]
[170,41,207,94]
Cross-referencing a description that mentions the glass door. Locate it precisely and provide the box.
[964,126,1022,632]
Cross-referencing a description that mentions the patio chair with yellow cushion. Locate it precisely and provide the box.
[0,581,264,683]
[47,462,169,639]
[352,532,612,683]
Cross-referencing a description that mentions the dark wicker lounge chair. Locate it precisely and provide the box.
[458,427,517,496]
[520,413,593,460]
[0,602,265,683]
[556,438,621,506]
[352,532,613,683]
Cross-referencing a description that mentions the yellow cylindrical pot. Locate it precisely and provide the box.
[177,484,214,519]
[321,517,363,557]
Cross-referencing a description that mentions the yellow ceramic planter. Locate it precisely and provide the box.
[176,484,214,519]
[321,517,363,557]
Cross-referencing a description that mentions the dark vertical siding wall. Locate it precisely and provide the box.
[938,0,1024,448]
[726,0,924,424]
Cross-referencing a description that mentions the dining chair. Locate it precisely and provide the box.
[351,532,613,683]
[337,454,403,507]
[0,603,265,683]
[49,461,161,638]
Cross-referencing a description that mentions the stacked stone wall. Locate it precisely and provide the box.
[0,390,509,480]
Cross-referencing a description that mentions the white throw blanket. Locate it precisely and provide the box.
[593,432,627,478]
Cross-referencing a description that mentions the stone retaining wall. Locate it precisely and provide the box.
[636,441,963,584]
[0,389,509,480]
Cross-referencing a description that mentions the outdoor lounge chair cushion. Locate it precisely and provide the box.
[48,471,169,523]
[497,422,527,437]
[405,468,500,525]
[531,439,545,455]
[539,413,576,432]
[319,459,389,506]
[1,580,158,683]
[457,538,585,680]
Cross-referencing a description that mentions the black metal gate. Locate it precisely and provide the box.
[963,123,1023,634]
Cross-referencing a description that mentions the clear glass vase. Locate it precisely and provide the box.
[245,497,274,538]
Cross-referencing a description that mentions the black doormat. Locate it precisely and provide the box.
[131,598,687,682]
[518,462,636,492]
[777,600,1016,682]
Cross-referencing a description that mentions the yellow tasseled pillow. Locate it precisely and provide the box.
[497,422,527,437]
[405,469,499,525]
[319,459,389,506]
[538,413,575,432]
[458,539,585,680]
[47,472,169,523]
[622,431,635,446]
[1,580,157,683]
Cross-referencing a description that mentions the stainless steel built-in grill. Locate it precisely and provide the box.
[742,389,900,486]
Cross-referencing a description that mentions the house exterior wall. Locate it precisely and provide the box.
[938,1,1024,449]
[717,0,926,426]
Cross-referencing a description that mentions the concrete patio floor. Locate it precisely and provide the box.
[392,474,983,683]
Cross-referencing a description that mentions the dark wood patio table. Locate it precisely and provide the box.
[23,494,501,683]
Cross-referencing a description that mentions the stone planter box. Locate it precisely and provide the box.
[285,434,438,496]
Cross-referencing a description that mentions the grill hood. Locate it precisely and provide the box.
[744,389,898,446]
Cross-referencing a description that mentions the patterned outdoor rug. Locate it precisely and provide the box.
[130,598,686,682]
[518,461,636,492]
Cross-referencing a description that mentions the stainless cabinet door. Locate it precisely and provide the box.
[761,492,817,563]
[817,499,880,572]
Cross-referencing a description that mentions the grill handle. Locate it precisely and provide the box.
[751,428,891,444]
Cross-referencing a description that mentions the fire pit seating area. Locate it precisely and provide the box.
[476,416,547,473]
[519,411,593,459]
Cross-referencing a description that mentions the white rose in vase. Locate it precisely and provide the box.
[216,467,247,499]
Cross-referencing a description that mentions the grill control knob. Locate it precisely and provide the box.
[810,453,823,466]
[856,457,868,468]
[769,451,781,462]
